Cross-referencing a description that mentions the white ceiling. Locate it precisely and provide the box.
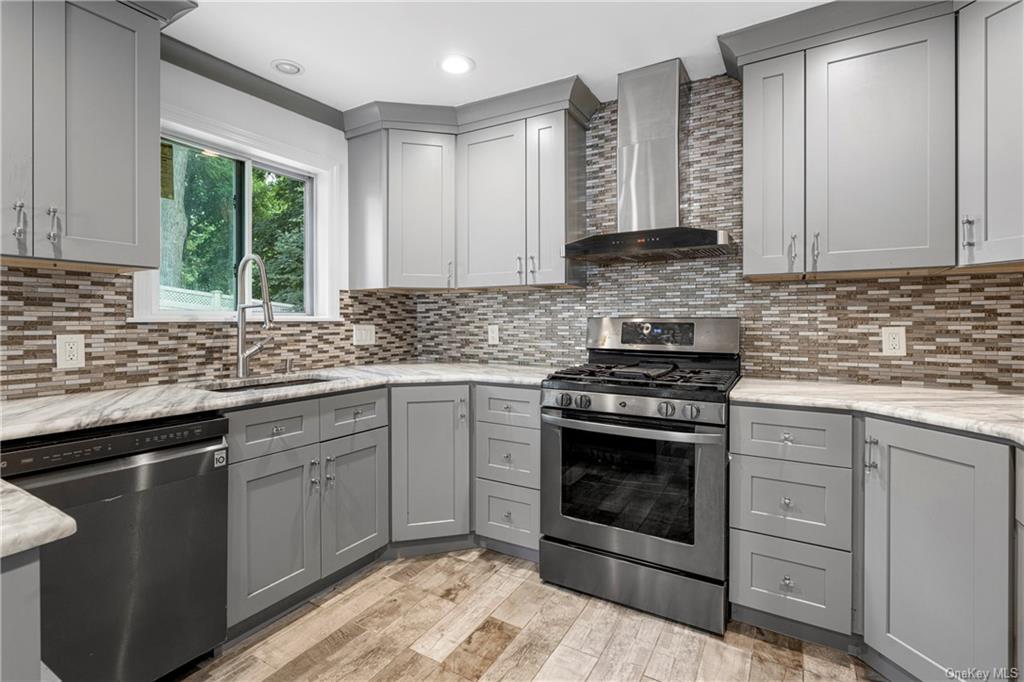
[166,1,824,112]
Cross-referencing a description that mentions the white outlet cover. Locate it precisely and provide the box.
[487,324,500,345]
[55,334,86,369]
[880,326,907,356]
[352,324,376,346]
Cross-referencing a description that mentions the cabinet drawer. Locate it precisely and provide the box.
[474,385,540,429]
[475,422,540,489]
[730,529,851,634]
[474,479,540,550]
[320,389,388,440]
[227,399,320,463]
[730,455,852,550]
[730,405,852,467]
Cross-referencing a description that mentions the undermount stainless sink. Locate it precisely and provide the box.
[200,376,334,393]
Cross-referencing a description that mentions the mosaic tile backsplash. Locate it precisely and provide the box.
[1,75,1021,398]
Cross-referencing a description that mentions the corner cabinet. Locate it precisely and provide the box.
[863,418,1011,680]
[391,385,470,541]
[957,0,1024,265]
[1,1,160,269]
[741,52,805,276]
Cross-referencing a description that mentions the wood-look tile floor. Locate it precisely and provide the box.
[176,550,885,682]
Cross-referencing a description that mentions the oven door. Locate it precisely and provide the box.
[541,409,727,581]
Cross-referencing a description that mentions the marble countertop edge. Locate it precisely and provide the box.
[1,479,76,559]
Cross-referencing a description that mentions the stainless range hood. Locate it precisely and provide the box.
[565,59,733,263]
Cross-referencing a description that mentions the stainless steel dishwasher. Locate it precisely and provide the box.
[2,414,229,682]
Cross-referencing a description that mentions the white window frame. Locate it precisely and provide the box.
[132,120,340,322]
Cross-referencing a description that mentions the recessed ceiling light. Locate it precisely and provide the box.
[271,59,304,76]
[440,54,475,75]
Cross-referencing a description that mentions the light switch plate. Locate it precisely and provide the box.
[55,334,85,369]
[880,326,907,356]
[353,324,376,346]
[487,324,500,345]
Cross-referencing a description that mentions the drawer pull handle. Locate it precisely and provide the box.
[503,404,512,411]
[864,436,879,471]
[780,575,794,589]
[45,206,59,242]
[325,474,336,485]
[272,425,286,435]
[780,432,794,444]
[781,496,792,508]
[311,478,320,487]
[503,510,512,522]
[353,409,362,418]
[311,459,318,468]
[503,452,513,462]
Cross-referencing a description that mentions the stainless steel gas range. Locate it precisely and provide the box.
[539,317,740,634]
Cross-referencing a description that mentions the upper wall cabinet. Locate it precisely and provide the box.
[742,53,805,277]
[805,16,955,273]
[740,13,958,277]
[346,78,597,290]
[958,0,1023,266]
[1,1,160,269]
[387,130,456,288]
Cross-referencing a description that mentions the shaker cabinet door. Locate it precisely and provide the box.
[805,16,955,273]
[390,385,470,541]
[387,129,456,288]
[32,1,159,268]
[742,52,805,276]
[0,0,33,258]
[525,111,569,285]
[456,121,527,288]
[958,0,1024,265]
[863,418,1011,681]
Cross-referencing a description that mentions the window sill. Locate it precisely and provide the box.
[126,314,341,324]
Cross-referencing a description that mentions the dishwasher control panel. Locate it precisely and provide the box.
[1,414,229,477]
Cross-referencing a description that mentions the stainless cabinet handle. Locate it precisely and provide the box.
[514,255,523,281]
[447,260,453,288]
[310,459,318,468]
[311,478,320,487]
[529,255,537,279]
[780,431,794,444]
[961,216,976,248]
[781,496,792,507]
[11,201,25,239]
[811,232,821,267]
[503,510,513,522]
[325,473,336,485]
[352,408,363,419]
[503,452,513,462]
[324,455,335,463]
[788,233,798,265]
[864,436,879,471]
[780,575,794,589]
[459,397,467,422]
[45,206,59,242]
[502,404,511,411]
[271,425,286,435]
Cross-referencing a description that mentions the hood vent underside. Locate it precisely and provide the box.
[565,59,734,264]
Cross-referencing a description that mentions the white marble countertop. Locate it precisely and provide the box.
[732,378,1024,448]
[0,363,555,442]
[1,479,76,558]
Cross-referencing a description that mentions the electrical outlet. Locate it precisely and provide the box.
[55,334,85,369]
[487,324,500,345]
[880,326,907,356]
[352,324,376,346]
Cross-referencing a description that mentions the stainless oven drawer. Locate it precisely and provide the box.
[730,529,852,634]
[475,422,540,489]
[320,388,388,440]
[730,405,853,468]
[475,479,540,550]
[475,385,541,429]
[730,454,852,550]
[227,399,320,463]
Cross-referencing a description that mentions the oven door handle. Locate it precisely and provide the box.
[541,414,724,445]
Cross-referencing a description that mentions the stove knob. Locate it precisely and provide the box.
[681,404,701,420]
[657,401,677,418]
[555,393,573,408]
[575,394,592,409]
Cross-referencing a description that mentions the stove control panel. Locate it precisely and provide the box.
[541,389,725,426]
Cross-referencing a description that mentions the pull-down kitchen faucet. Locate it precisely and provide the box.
[236,254,276,378]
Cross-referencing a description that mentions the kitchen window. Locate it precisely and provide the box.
[133,136,316,320]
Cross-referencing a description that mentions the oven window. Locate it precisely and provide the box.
[560,425,696,544]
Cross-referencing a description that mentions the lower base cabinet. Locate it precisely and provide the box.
[863,418,1011,680]
[474,478,540,550]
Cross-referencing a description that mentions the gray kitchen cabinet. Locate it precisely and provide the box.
[391,385,470,541]
[1,0,33,259]
[226,399,320,464]
[320,388,388,440]
[320,429,389,576]
[525,111,585,285]
[474,385,541,429]
[227,444,321,626]
[805,16,955,273]
[474,478,540,550]
[730,404,853,468]
[863,418,1011,681]
[23,1,159,268]
[957,0,1023,265]
[742,52,805,276]
[456,120,527,288]
[387,129,456,288]
[475,422,540,489]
